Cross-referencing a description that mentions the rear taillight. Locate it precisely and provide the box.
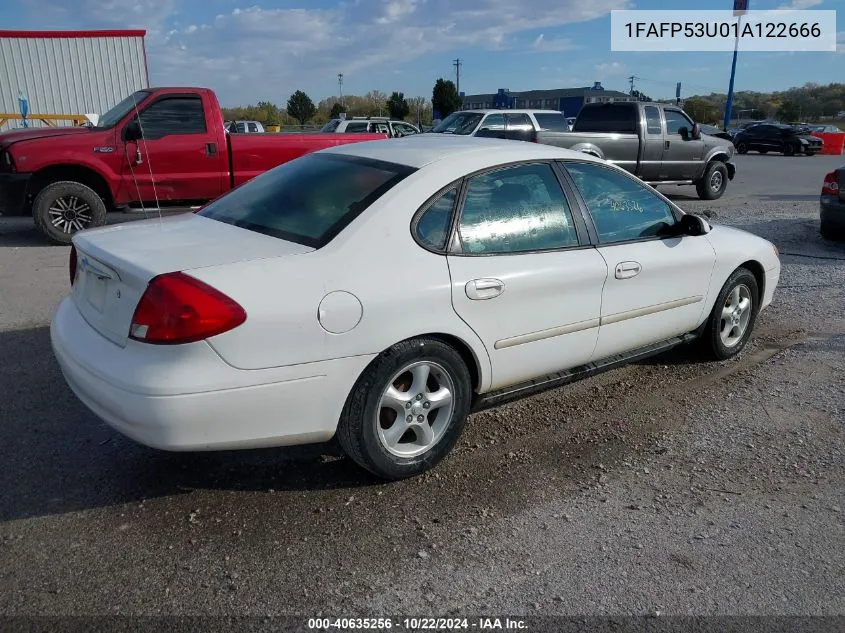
[129,272,246,345]
[822,172,839,196]
[69,245,77,286]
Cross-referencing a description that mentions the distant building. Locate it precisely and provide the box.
[461,82,634,118]
[0,29,149,130]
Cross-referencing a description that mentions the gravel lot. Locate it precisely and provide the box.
[0,153,843,620]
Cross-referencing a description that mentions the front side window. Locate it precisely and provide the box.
[415,188,457,251]
[199,153,415,248]
[564,162,678,244]
[136,97,207,138]
[480,113,505,131]
[664,109,694,136]
[457,163,579,254]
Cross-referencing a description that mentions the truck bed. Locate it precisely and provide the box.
[228,133,386,187]
[534,131,641,173]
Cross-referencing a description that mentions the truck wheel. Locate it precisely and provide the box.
[695,162,728,200]
[735,141,748,154]
[33,181,108,246]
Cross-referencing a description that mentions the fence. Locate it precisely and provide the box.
[0,113,88,131]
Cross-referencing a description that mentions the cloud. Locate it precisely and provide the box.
[595,61,626,76]
[531,33,578,52]
[777,0,823,8]
[21,0,632,104]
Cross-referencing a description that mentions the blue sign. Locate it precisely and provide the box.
[18,90,29,128]
[733,0,748,15]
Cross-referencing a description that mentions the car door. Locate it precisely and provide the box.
[504,112,535,142]
[121,94,227,204]
[640,104,664,181]
[661,107,705,180]
[561,160,716,360]
[444,161,607,390]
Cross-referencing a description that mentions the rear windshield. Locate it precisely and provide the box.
[199,153,415,248]
[573,104,637,133]
[533,113,569,131]
[320,119,341,132]
[432,112,484,135]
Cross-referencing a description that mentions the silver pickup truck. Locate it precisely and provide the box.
[536,102,736,200]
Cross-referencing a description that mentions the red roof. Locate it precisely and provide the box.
[0,29,146,39]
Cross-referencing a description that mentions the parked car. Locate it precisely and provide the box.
[225,120,265,134]
[820,166,844,240]
[698,124,734,142]
[733,123,823,156]
[534,102,736,200]
[429,109,569,141]
[320,117,421,138]
[812,125,842,133]
[0,87,385,244]
[50,135,781,480]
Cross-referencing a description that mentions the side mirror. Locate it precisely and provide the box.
[123,120,143,142]
[691,123,701,140]
[679,213,711,236]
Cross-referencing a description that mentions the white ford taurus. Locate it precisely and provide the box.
[51,135,780,480]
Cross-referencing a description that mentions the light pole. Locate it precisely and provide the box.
[338,73,344,110]
[723,0,748,130]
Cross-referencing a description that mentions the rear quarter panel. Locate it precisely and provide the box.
[534,131,640,173]
[186,164,495,391]
[228,133,387,186]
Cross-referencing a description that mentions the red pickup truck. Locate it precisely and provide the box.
[0,87,385,244]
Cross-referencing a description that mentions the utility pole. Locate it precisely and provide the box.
[724,0,749,130]
[453,58,462,95]
[337,73,344,109]
[628,75,636,97]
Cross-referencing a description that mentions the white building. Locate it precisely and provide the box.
[0,29,149,130]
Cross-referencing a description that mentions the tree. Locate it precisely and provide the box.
[683,97,718,124]
[432,78,462,119]
[364,90,388,116]
[777,100,800,123]
[387,92,410,120]
[330,102,344,118]
[408,96,430,126]
[286,90,316,125]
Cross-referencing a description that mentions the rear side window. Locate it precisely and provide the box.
[345,122,369,133]
[533,113,569,131]
[415,188,457,251]
[573,104,637,133]
[506,113,533,130]
[320,119,341,132]
[644,106,662,135]
[199,153,415,248]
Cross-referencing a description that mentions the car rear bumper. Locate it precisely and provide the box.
[0,172,31,216]
[50,296,375,451]
[820,196,845,232]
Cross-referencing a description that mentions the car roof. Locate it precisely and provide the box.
[454,109,563,115]
[321,134,606,169]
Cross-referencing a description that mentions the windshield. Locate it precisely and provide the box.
[432,112,484,135]
[320,119,341,132]
[198,153,416,248]
[96,90,152,128]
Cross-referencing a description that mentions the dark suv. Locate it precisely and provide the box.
[733,123,823,156]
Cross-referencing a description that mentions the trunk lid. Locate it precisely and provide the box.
[71,213,314,346]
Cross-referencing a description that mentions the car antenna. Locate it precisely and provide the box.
[128,90,163,226]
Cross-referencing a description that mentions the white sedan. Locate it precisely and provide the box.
[51,135,780,480]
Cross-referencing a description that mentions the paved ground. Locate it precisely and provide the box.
[0,154,843,619]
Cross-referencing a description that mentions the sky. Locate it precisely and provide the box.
[4,0,845,106]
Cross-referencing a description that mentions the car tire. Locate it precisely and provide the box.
[735,141,748,154]
[695,162,728,200]
[759,149,768,154]
[820,219,840,241]
[700,267,760,361]
[336,337,473,480]
[805,151,816,157]
[784,143,795,156]
[33,181,107,246]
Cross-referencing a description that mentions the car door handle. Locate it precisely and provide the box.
[206,142,217,156]
[466,278,504,300]
[615,261,641,279]
[664,140,671,149]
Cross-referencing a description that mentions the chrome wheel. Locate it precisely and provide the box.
[48,195,92,234]
[376,361,455,458]
[719,284,753,348]
[709,170,723,192]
